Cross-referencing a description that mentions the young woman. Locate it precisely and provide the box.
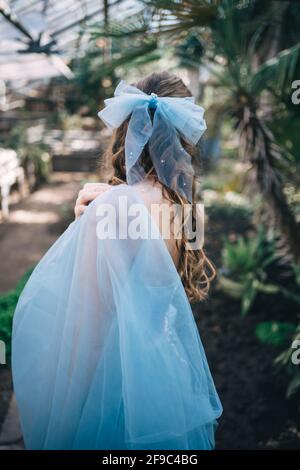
[12,72,222,450]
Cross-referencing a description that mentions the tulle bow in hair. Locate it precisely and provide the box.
[98,80,207,202]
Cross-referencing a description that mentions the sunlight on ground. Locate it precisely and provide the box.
[8,210,60,224]
[30,188,74,205]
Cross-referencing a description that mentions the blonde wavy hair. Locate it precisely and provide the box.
[101,71,216,302]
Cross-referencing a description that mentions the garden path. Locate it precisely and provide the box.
[0,173,87,293]
[0,172,89,450]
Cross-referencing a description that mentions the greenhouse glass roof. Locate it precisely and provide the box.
[0,0,137,81]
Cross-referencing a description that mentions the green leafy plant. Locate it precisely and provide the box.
[0,268,34,358]
[255,322,296,347]
[256,320,300,398]
[7,123,50,190]
[255,265,300,398]
[219,227,278,315]
[274,326,300,398]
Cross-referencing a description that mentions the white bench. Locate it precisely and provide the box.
[0,148,25,219]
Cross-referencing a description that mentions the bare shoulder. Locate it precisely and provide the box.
[86,181,181,266]
[134,180,181,267]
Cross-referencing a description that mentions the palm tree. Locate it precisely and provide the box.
[210,0,300,261]
[90,0,300,261]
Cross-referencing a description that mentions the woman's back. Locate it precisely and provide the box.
[134,179,181,267]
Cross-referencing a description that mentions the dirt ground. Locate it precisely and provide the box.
[195,291,300,450]
[195,211,300,450]
[0,173,87,438]
[0,173,89,293]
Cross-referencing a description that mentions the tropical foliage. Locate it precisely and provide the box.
[0,269,33,358]
[85,0,300,399]
[86,0,300,261]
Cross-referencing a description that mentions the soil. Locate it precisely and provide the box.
[194,210,300,449]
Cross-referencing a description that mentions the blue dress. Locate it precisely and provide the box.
[12,184,222,450]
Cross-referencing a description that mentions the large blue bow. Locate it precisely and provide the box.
[98,80,207,202]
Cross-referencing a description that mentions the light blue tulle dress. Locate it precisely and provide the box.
[12,184,222,450]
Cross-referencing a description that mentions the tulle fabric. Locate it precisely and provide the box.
[98,80,207,202]
[12,184,222,450]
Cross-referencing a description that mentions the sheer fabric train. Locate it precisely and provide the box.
[12,184,222,450]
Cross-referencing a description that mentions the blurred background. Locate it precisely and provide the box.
[0,0,300,450]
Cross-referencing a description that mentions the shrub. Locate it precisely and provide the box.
[219,227,278,315]
[0,268,33,358]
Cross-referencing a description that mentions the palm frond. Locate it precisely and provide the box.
[90,40,159,80]
[90,16,149,39]
[92,1,219,39]
[143,0,220,22]
[239,109,300,262]
[251,42,300,95]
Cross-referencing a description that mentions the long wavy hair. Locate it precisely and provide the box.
[101,71,216,302]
